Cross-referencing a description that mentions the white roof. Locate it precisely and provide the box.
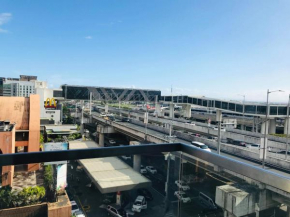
[69,141,151,193]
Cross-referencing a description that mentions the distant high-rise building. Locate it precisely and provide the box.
[1,75,39,97]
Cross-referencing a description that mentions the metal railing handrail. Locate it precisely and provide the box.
[1,142,290,193]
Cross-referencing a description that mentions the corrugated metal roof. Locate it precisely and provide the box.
[69,141,151,193]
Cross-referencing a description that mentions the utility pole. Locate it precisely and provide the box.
[238,94,246,130]
[285,94,290,160]
[262,89,284,168]
[217,110,222,155]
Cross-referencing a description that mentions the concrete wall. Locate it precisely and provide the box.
[0,203,47,217]
[28,95,40,171]
[47,193,71,217]
[0,126,15,186]
[0,97,30,130]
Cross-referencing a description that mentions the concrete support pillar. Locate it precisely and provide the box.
[269,119,276,134]
[155,103,162,117]
[182,104,191,118]
[164,123,170,129]
[284,118,290,135]
[133,155,141,172]
[99,133,104,147]
[169,104,174,118]
[241,124,245,130]
[261,121,269,134]
[261,119,276,134]
[287,206,290,217]
[105,104,109,113]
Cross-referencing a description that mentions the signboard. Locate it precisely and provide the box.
[44,142,68,151]
[44,143,68,165]
[216,110,222,122]
[56,164,67,191]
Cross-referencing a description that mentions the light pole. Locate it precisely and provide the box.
[285,94,290,160]
[262,89,284,168]
[238,94,246,130]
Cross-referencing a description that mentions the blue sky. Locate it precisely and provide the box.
[0,0,290,102]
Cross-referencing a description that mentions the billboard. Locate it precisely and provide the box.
[44,143,68,165]
[56,164,67,191]
[44,142,68,151]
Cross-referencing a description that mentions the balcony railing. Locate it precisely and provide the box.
[1,143,290,217]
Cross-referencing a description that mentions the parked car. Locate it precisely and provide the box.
[174,191,191,203]
[121,155,131,160]
[137,188,153,201]
[73,210,85,217]
[146,166,157,174]
[246,143,260,149]
[71,201,80,215]
[207,136,217,141]
[186,122,195,126]
[140,165,147,174]
[232,140,247,147]
[183,174,204,184]
[191,141,211,152]
[199,192,217,210]
[106,204,127,217]
[175,180,190,191]
[132,196,147,213]
[121,117,130,122]
[103,193,116,205]
[109,139,116,145]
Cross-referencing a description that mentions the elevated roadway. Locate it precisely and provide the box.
[95,106,289,151]
[89,112,290,175]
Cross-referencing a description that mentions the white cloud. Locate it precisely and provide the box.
[0,13,12,33]
[84,36,92,39]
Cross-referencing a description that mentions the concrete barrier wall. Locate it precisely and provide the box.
[109,107,287,150]
[129,118,290,170]
[0,204,47,217]
[93,111,290,170]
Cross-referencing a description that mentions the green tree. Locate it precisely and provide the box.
[44,165,54,191]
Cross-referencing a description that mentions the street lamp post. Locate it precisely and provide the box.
[238,94,246,130]
[285,94,290,160]
[262,89,284,168]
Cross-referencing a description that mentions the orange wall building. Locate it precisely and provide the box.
[0,95,40,186]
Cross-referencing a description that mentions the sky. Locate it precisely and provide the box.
[0,0,290,103]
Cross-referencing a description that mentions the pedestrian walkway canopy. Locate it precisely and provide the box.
[69,140,151,193]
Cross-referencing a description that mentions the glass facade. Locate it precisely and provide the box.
[161,95,289,116]
[62,85,161,102]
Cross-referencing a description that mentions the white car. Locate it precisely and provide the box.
[186,122,195,126]
[174,191,191,203]
[121,155,131,160]
[140,165,147,174]
[71,201,80,215]
[73,210,85,217]
[191,142,211,152]
[175,180,190,191]
[109,139,116,145]
[146,166,157,174]
[213,127,226,132]
[132,196,147,212]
